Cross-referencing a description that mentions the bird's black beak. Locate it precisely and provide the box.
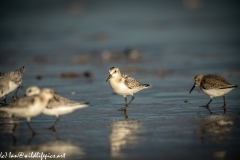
[106,75,112,82]
[189,84,196,94]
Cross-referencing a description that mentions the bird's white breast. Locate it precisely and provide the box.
[8,81,20,93]
[109,78,133,96]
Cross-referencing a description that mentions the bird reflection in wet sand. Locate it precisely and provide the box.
[109,120,142,158]
[0,88,54,135]
[189,74,237,114]
[10,130,36,146]
[195,115,234,145]
[0,112,20,146]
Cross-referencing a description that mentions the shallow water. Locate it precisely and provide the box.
[0,1,240,160]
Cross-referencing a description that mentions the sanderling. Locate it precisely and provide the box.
[0,66,25,104]
[189,74,238,114]
[106,67,150,111]
[24,86,89,131]
[0,88,54,135]
[43,93,89,131]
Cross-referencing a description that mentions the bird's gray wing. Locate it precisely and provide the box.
[201,74,231,90]
[48,94,79,108]
[123,73,142,89]
[9,72,23,85]
[6,96,36,108]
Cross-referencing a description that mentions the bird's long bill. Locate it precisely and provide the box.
[189,84,196,94]
[106,75,112,82]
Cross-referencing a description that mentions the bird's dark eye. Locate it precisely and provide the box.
[29,89,32,92]
[114,70,116,73]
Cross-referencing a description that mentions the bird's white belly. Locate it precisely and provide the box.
[7,104,43,118]
[22,104,44,118]
[109,80,133,96]
[0,81,19,98]
[43,106,74,116]
[201,87,234,97]
[8,81,19,93]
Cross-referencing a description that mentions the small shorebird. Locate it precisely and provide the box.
[0,66,25,104]
[25,86,89,131]
[0,88,54,135]
[43,93,89,131]
[189,74,238,114]
[106,67,150,111]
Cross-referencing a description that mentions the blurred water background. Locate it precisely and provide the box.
[0,0,240,160]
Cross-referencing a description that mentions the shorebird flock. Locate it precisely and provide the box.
[0,66,89,134]
[0,66,238,134]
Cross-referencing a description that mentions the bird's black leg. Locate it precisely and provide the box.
[12,86,20,102]
[206,99,212,106]
[200,99,212,114]
[49,117,60,132]
[204,106,212,114]
[124,97,127,106]
[118,96,127,111]
[223,96,226,106]
[118,95,135,111]
[125,95,135,109]
[123,110,128,120]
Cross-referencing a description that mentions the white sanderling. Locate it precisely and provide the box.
[43,93,89,131]
[189,74,238,114]
[0,66,25,104]
[106,67,150,111]
[0,88,54,134]
[25,86,89,131]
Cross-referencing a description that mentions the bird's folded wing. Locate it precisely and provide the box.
[123,74,142,89]
[201,74,231,89]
